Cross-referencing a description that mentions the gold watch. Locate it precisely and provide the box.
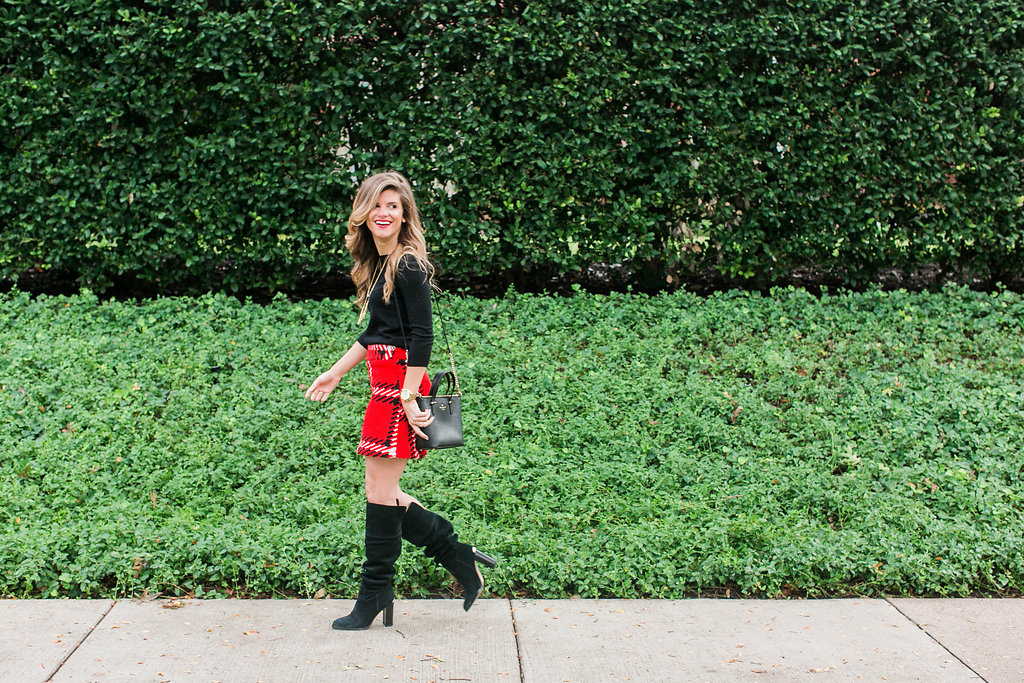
[400,389,420,403]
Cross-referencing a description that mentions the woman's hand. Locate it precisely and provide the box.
[402,398,434,440]
[305,343,367,402]
[305,369,342,402]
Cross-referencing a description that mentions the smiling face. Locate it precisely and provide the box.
[367,188,404,254]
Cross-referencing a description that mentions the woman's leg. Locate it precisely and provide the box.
[332,498,404,630]
[333,457,413,631]
[400,503,498,611]
[362,456,496,612]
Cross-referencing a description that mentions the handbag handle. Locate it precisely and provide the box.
[425,370,456,399]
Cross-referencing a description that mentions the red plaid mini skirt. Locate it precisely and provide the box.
[358,345,431,460]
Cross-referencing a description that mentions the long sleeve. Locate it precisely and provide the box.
[395,255,434,366]
[357,254,434,366]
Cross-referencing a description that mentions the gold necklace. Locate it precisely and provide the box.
[357,257,388,325]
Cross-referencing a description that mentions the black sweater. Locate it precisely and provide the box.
[357,254,434,366]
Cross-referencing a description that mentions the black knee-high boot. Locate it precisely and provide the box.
[402,503,497,611]
[332,502,404,630]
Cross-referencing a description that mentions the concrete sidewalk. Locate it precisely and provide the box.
[2,598,1020,682]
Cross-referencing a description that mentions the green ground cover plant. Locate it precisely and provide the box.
[2,286,1022,599]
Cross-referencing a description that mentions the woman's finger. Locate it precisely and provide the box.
[307,386,330,402]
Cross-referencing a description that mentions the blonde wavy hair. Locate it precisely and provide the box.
[345,171,434,307]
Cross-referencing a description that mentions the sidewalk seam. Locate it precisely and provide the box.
[508,599,525,683]
[884,598,988,683]
[44,599,117,683]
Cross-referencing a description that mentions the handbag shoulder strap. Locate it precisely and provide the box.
[396,287,461,397]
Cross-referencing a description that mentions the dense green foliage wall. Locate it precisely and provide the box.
[3,1,1023,292]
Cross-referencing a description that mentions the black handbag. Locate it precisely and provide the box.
[397,291,464,450]
[416,370,463,450]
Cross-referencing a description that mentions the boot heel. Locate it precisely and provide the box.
[472,548,498,568]
[382,602,394,627]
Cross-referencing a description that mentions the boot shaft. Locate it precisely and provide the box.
[402,502,459,568]
[365,502,404,540]
[361,502,404,593]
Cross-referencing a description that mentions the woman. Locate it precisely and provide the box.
[304,171,496,630]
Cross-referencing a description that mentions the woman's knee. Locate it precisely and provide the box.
[363,471,394,503]
[395,490,421,510]
[363,457,406,504]
[363,479,398,504]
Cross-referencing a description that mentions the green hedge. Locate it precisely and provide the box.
[2,286,1023,598]
[3,0,1023,292]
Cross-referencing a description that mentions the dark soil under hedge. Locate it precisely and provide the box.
[6,262,1022,302]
